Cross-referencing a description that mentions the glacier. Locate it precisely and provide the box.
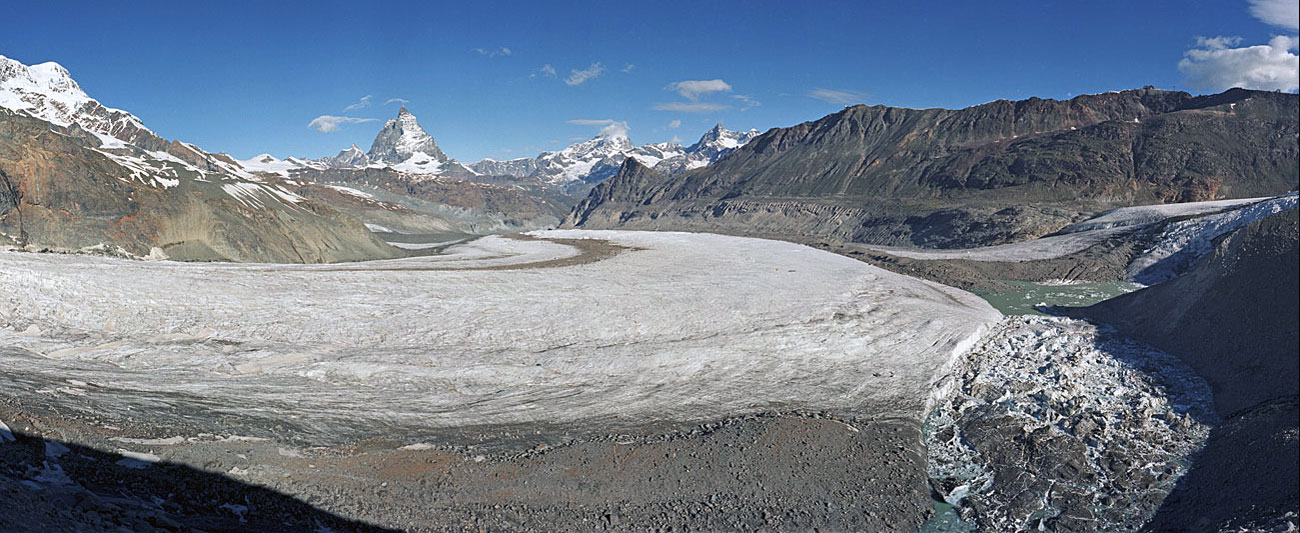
[0,231,999,443]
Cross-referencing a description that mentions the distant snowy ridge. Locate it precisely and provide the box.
[469,122,761,185]
[242,108,760,191]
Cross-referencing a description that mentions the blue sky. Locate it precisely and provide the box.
[2,1,1296,161]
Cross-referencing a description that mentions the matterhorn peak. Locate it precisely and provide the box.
[367,106,449,165]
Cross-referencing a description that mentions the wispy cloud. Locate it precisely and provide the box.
[384,97,408,105]
[1250,0,1299,31]
[652,102,730,113]
[565,62,605,86]
[472,47,512,58]
[567,119,618,125]
[622,63,636,73]
[654,79,736,113]
[668,79,732,101]
[1179,35,1299,91]
[567,118,629,138]
[731,94,760,110]
[1178,0,1299,92]
[667,119,681,129]
[308,115,377,133]
[807,88,869,104]
[343,95,373,112]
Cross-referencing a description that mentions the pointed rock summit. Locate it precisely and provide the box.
[686,123,760,157]
[367,106,449,165]
[324,143,369,167]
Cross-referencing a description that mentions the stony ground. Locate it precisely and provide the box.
[1,402,935,532]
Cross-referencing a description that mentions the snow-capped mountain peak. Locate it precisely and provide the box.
[368,106,449,165]
[323,143,370,168]
[688,123,760,154]
[0,55,155,147]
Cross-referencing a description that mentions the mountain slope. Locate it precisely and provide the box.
[0,55,397,263]
[566,88,1299,248]
[289,167,568,233]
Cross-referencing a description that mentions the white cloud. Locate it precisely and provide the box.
[384,97,408,105]
[670,135,682,144]
[668,79,732,101]
[667,119,681,129]
[1179,34,1299,91]
[652,102,731,113]
[1250,0,1299,30]
[622,63,636,73]
[473,47,512,58]
[567,118,629,138]
[343,95,372,112]
[308,115,377,133]
[807,88,869,104]
[565,63,605,86]
[531,64,558,79]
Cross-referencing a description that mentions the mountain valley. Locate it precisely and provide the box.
[0,39,1297,533]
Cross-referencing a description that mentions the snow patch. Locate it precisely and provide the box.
[115,450,161,469]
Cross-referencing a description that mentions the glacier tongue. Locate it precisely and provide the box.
[0,230,999,443]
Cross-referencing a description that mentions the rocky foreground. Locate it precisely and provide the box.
[0,221,1268,531]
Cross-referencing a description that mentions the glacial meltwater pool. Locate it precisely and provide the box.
[973,280,1143,316]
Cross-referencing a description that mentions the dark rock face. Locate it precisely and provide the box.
[1070,210,1300,531]
[572,157,667,215]
[567,88,1298,248]
[1142,396,1299,532]
[1074,210,1298,416]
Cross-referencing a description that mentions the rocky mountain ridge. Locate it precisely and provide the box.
[0,55,400,262]
[565,87,1299,248]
